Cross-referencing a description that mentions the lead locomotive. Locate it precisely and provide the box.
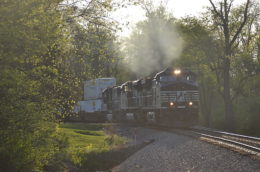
[103,67,199,127]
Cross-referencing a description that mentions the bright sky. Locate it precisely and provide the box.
[111,0,245,37]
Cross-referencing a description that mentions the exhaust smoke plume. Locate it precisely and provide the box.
[123,7,183,78]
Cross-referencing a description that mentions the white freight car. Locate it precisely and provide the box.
[73,78,116,122]
[75,78,116,113]
[84,78,116,100]
[75,100,103,113]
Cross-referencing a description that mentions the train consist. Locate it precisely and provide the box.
[75,67,199,126]
[102,67,199,127]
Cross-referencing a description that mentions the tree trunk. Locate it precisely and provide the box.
[223,57,235,131]
[208,0,250,132]
[199,76,214,127]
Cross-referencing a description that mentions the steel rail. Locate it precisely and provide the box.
[191,126,260,142]
[191,131,260,153]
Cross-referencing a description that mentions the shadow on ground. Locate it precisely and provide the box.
[77,140,153,172]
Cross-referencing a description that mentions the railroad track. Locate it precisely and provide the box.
[189,126,260,154]
[140,124,260,155]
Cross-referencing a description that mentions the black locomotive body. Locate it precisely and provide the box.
[102,67,199,127]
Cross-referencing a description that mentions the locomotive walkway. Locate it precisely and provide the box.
[112,125,260,172]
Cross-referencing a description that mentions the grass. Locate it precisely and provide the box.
[59,123,127,170]
[60,123,108,151]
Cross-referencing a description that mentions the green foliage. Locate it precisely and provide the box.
[0,0,127,170]
[176,17,219,127]
[177,2,260,133]
[79,22,121,79]
[0,0,127,169]
[0,0,80,171]
[235,96,260,137]
[65,0,123,81]
[202,0,259,131]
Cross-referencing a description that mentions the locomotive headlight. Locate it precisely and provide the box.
[188,101,193,106]
[174,69,181,75]
[170,102,174,106]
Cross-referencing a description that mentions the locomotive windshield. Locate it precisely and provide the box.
[160,76,177,82]
[160,74,196,82]
[185,74,196,81]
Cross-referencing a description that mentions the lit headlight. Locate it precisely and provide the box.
[174,69,181,75]
[188,101,193,106]
[170,102,174,106]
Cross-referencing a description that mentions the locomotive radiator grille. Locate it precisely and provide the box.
[184,91,199,101]
[160,91,177,102]
[160,91,199,102]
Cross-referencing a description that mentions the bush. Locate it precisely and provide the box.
[235,96,260,136]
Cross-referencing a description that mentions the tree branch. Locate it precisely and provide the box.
[209,0,225,21]
[230,0,250,46]
[227,0,234,14]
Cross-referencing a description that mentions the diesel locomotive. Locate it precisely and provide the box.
[102,67,199,127]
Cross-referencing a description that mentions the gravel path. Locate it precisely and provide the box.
[113,126,260,172]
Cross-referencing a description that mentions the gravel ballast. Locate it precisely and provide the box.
[112,125,260,172]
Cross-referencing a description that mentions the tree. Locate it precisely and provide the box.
[80,20,121,78]
[177,17,219,127]
[64,0,123,80]
[0,0,129,170]
[207,0,252,131]
[0,0,74,170]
